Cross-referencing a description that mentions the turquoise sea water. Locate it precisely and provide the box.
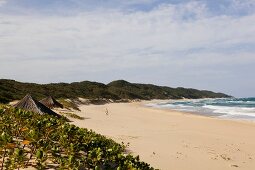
[147,98,255,121]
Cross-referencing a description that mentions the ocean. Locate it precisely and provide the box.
[147,98,255,121]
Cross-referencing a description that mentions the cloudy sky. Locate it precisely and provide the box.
[0,0,255,97]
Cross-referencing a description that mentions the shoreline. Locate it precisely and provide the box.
[143,102,255,126]
[143,99,255,124]
[69,101,255,170]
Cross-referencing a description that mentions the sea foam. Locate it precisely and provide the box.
[147,98,255,121]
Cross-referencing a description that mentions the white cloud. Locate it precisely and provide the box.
[230,0,255,14]
[114,0,156,5]
[0,1,255,96]
[0,0,7,6]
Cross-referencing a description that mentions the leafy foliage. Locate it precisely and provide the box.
[0,105,153,169]
[59,112,84,120]
[58,99,81,111]
[0,79,230,104]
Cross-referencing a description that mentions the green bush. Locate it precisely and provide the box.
[0,105,153,169]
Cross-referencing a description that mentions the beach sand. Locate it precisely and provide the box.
[69,101,255,170]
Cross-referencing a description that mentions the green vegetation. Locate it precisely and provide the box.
[59,112,84,120]
[0,79,230,104]
[58,99,81,111]
[0,105,153,169]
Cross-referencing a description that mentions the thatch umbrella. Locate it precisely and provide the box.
[40,96,63,109]
[13,94,61,118]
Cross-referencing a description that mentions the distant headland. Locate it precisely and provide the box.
[0,79,230,104]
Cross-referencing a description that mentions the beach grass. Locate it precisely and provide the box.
[59,111,84,120]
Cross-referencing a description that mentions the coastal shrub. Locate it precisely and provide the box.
[59,111,84,120]
[0,79,230,104]
[0,105,153,169]
[58,99,81,111]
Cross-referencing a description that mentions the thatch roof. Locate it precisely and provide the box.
[40,96,63,109]
[13,94,61,118]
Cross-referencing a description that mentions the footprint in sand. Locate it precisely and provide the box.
[230,164,239,168]
[150,152,156,157]
[220,154,231,161]
[175,152,181,159]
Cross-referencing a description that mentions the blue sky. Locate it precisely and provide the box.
[0,0,255,97]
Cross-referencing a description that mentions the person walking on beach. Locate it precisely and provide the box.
[105,108,109,115]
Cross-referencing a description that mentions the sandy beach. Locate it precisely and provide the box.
[69,101,255,170]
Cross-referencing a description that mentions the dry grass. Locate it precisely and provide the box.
[59,111,84,120]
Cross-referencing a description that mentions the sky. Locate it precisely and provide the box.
[0,0,255,97]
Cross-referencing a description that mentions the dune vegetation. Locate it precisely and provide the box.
[0,105,153,169]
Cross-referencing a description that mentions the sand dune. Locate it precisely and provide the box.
[69,101,255,170]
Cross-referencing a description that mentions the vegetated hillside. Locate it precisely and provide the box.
[0,79,230,104]
[107,80,229,99]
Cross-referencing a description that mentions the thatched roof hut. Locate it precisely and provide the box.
[13,94,61,118]
[40,96,63,109]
